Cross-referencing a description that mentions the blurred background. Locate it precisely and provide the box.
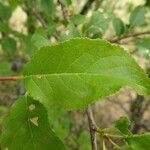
[0,0,150,149]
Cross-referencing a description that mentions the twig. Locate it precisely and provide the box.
[31,0,59,40]
[80,0,95,15]
[86,106,98,150]
[0,76,22,81]
[106,136,122,149]
[110,31,150,43]
[103,133,124,139]
[31,0,48,28]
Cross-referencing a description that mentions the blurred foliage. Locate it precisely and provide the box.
[0,0,150,149]
[129,6,146,27]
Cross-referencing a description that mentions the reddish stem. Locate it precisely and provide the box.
[0,76,21,81]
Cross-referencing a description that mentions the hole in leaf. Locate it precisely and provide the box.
[30,116,39,126]
[29,104,35,111]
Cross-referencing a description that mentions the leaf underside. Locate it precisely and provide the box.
[23,38,150,110]
[0,96,66,150]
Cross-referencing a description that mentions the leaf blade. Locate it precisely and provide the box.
[23,38,150,110]
[0,96,66,150]
[125,134,150,150]
[129,6,146,27]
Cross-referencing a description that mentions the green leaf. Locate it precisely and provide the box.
[59,0,72,6]
[60,24,81,41]
[0,106,8,125]
[0,2,12,20]
[8,0,22,8]
[0,22,11,33]
[0,62,13,75]
[23,38,150,110]
[1,37,16,56]
[21,34,35,55]
[78,131,91,150]
[129,6,146,27]
[1,96,66,150]
[125,134,150,150]
[136,37,150,49]
[112,17,125,36]
[47,22,57,36]
[40,0,55,17]
[136,37,150,59]
[115,117,131,135]
[86,26,102,39]
[70,14,86,25]
[113,117,150,150]
[47,106,70,140]
[84,11,109,33]
[31,28,50,48]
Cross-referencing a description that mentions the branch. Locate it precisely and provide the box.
[80,0,95,15]
[31,0,59,40]
[110,31,150,43]
[31,0,48,28]
[0,76,21,81]
[106,136,122,149]
[86,106,98,150]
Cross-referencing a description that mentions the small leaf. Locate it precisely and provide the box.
[113,118,150,150]
[86,26,102,39]
[1,37,16,57]
[70,14,86,25]
[84,11,109,33]
[8,0,22,8]
[23,38,150,110]
[112,17,125,36]
[0,2,12,20]
[0,62,13,75]
[125,134,150,150]
[60,24,81,41]
[21,35,35,55]
[115,117,131,135]
[47,22,57,36]
[0,106,8,125]
[0,22,11,33]
[31,28,50,48]
[39,0,55,17]
[136,37,150,59]
[129,6,146,27]
[136,37,150,49]
[0,96,66,150]
[78,131,91,150]
[59,0,72,6]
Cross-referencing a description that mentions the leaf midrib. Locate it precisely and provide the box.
[23,65,147,80]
